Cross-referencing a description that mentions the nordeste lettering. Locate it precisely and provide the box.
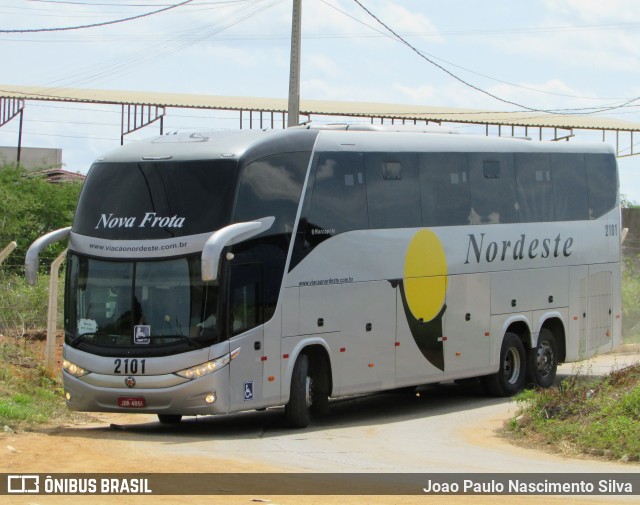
[465,232,574,264]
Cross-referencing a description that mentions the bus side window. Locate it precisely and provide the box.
[228,263,263,336]
[305,152,368,246]
[364,152,421,229]
[515,153,554,223]
[468,153,517,224]
[552,154,588,221]
[586,153,618,219]
[419,153,471,226]
[234,152,308,238]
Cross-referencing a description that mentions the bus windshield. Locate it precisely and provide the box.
[65,253,221,356]
[72,159,238,240]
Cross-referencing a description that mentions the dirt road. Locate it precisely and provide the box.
[2,350,639,505]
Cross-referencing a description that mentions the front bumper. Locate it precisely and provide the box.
[63,368,230,416]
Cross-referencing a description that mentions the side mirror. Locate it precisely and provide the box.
[25,227,71,285]
[201,217,275,282]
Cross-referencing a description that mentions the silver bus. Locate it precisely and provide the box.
[27,125,621,428]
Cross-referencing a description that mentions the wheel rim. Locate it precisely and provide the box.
[536,340,554,378]
[305,376,313,408]
[503,347,521,385]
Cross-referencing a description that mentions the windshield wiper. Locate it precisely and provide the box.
[143,334,202,346]
[68,331,115,346]
[70,333,209,347]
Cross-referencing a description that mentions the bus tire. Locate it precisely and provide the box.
[285,354,312,428]
[526,328,558,388]
[158,414,182,424]
[483,332,526,397]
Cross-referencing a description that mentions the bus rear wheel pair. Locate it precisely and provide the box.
[484,330,558,397]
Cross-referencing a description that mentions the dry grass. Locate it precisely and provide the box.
[505,363,640,463]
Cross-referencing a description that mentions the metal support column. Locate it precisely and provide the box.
[287,0,302,127]
[17,110,23,163]
[0,98,25,163]
[121,104,165,145]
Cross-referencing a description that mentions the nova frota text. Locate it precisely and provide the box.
[95,213,185,229]
[465,233,573,265]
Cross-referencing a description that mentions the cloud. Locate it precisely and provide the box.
[392,84,438,104]
[542,0,640,23]
[305,53,340,79]
[375,0,442,41]
[492,1,640,75]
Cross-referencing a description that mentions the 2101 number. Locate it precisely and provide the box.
[605,224,618,237]
[114,358,146,375]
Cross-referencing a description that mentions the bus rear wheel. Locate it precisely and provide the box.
[483,332,526,397]
[527,328,558,388]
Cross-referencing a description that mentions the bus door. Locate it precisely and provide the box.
[568,264,615,360]
[586,265,614,356]
[227,262,266,410]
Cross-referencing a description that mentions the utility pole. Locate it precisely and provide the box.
[287,0,301,127]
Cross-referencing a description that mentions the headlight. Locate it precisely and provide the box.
[175,348,239,379]
[63,359,90,378]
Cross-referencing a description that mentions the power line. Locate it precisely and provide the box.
[0,0,195,33]
[24,0,247,5]
[25,1,177,5]
[31,0,283,90]
[319,0,619,103]
[350,0,561,114]
[350,0,640,116]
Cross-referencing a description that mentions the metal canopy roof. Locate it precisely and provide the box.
[2,83,640,157]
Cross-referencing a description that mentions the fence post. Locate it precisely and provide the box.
[45,249,67,375]
[0,241,17,264]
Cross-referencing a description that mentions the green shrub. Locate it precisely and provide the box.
[507,364,640,461]
[0,271,64,336]
[622,256,640,342]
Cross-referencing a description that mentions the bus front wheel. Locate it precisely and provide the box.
[285,354,313,428]
[157,414,182,424]
[484,332,526,397]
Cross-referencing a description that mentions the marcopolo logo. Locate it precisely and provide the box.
[95,213,185,230]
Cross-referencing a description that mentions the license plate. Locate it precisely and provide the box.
[118,397,145,408]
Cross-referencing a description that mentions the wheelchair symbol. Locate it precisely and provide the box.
[244,381,254,401]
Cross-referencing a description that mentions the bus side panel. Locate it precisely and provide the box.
[490,267,569,317]
[531,308,569,341]
[442,273,492,379]
[395,295,445,387]
[281,286,300,339]
[335,281,396,396]
[299,284,341,336]
[262,307,285,405]
[294,280,397,397]
[567,265,589,361]
[229,326,265,411]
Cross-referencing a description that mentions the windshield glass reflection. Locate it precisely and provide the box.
[66,254,220,354]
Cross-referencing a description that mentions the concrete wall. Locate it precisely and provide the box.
[0,146,62,171]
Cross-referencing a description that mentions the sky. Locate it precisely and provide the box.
[2,0,640,200]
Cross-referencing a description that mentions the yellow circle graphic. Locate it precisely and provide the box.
[403,229,448,322]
